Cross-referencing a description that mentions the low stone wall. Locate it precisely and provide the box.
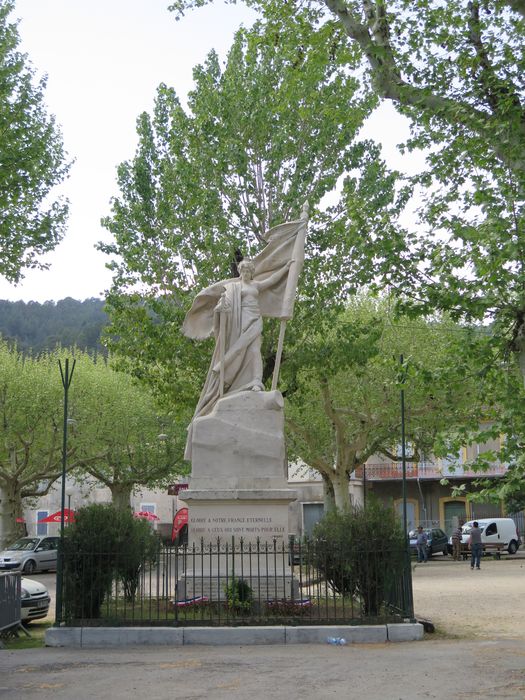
[45,623,423,648]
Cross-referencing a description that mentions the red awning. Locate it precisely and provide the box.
[37,508,75,524]
[171,507,188,542]
[133,511,160,521]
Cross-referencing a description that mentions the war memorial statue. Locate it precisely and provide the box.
[180,203,308,557]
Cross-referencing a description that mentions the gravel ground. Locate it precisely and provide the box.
[2,638,525,699]
[412,552,525,640]
[5,554,524,699]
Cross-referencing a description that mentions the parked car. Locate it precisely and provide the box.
[447,518,521,555]
[20,577,51,623]
[0,536,60,574]
[408,528,449,557]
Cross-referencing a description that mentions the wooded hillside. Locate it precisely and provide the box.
[0,298,108,353]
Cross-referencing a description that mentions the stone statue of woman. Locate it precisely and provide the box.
[182,207,308,460]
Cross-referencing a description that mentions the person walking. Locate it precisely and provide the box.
[416,526,428,563]
[452,522,463,561]
[469,521,483,570]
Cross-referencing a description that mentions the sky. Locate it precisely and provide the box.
[0,0,419,303]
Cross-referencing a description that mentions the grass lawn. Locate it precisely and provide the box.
[1,621,52,650]
[63,596,402,627]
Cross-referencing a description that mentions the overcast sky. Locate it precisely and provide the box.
[0,0,418,303]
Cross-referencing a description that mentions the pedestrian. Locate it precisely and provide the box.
[416,526,428,563]
[451,522,463,561]
[469,521,483,570]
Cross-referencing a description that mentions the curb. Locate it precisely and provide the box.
[45,623,424,648]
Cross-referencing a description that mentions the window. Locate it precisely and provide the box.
[441,451,464,476]
[393,442,415,459]
[485,523,497,536]
[302,503,324,537]
[36,511,48,536]
[394,499,419,532]
[140,503,156,514]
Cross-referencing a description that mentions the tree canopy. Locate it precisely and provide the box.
[70,355,188,510]
[99,17,402,420]
[167,2,524,336]
[0,0,70,283]
[0,345,185,546]
[0,344,76,546]
[283,298,485,509]
[168,0,525,502]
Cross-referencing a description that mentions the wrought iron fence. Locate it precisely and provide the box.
[510,511,524,537]
[59,538,414,628]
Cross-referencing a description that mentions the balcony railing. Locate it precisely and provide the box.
[354,462,508,481]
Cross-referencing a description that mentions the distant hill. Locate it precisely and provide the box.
[0,297,109,353]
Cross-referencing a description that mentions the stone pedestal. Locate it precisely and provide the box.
[188,389,290,491]
[178,390,297,600]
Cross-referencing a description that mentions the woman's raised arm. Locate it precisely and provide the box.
[256,259,294,291]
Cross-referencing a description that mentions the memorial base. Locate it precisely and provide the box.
[177,488,298,601]
[179,390,298,602]
[184,489,296,546]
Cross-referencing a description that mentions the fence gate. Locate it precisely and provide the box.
[0,572,21,634]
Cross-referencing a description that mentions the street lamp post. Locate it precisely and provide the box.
[363,463,367,510]
[399,354,414,619]
[55,358,76,627]
[400,354,408,540]
[66,488,74,521]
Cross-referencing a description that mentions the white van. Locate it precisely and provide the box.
[458,518,521,554]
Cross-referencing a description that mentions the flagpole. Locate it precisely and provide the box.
[271,320,287,390]
[271,201,308,391]
[219,310,226,397]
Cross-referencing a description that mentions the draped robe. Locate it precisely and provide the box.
[182,217,306,460]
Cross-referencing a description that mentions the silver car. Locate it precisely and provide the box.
[21,577,51,622]
[0,536,60,574]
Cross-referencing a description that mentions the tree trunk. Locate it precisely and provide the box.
[110,483,132,510]
[517,336,525,389]
[322,474,336,512]
[331,471,351,511]
[0,480,24,548]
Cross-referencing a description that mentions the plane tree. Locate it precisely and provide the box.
[0,0,69,283]
[0,344,185,547]
[0,344,80,547]
[98,17,405,420]
[169,0,525,500]
[167,3,525,349]
[283,299,485,510]
[71,355,187,510]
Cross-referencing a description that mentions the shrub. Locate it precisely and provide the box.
[116,517,159,601]
[224,577,253,614]
[61,504,159,619]
[312,499,406,617]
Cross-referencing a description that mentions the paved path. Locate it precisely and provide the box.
[2,638,525,699]
[13,553,523,698]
